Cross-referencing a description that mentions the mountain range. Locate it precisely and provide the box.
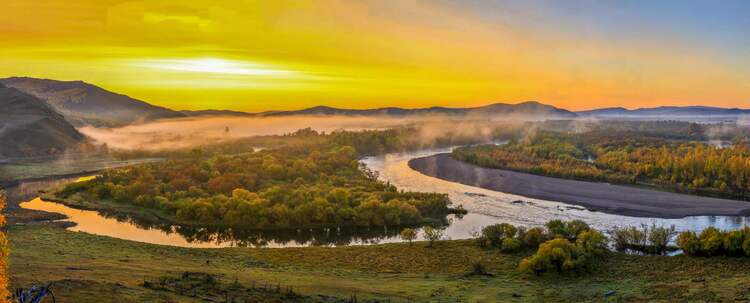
[3,77,748,123]
[578,106,750,117]
[259,101,578,118]
[1,76,748,159]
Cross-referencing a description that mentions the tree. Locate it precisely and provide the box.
[400,228,417,245]
[423,226,445,248]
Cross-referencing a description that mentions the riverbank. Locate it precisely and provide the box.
[409,153,750,219]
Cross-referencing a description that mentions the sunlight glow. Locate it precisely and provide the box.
[135,58,295,77]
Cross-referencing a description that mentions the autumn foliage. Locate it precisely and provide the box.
[454,131,750,200]
[0,190,9,302]
[56,140,454,230]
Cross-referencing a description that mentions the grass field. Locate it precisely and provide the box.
[10,223,750,302]
[0,157,161,184]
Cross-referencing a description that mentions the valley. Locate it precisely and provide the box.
[3,78,750,303]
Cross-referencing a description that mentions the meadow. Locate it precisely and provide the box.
[10,223,750,302]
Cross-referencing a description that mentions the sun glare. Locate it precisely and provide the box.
[135,58,295,77]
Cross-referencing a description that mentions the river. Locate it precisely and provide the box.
[17,147,750,248]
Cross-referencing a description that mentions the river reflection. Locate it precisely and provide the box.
[20,197,498,248]
[15,148,750,248]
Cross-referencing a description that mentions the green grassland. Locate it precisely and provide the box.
[10,224,750,302]
[0,157,161,184]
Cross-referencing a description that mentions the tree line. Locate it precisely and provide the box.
[453,130,750,200]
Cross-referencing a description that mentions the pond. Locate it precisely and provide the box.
[16,147,750,248]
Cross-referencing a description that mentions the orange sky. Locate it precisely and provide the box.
[1,0,748,112]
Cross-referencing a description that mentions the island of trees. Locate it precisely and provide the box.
[53,129,463,230]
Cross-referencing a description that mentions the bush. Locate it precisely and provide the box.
[479,223,517,248]
[519,238,584,275]
[699,227,724,256]
[500,238,522,253]
[546,220,569,240]
[477,223,519,249]
[546,219,589,241]
[521,227,547,248]
[723,230,744,255]
[566,220,590,239]
[647,224,677,254]
[677,231,701,255]
[611,226,647,251]
[576,230,608,256]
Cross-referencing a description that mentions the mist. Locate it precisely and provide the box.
[78,115,512,151]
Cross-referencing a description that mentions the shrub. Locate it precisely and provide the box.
[500,238,522,253]
[546,220,569,239]
[546,219,589,241]
[677,231,701,255]
[566,220,590,239]
[576,230,608,256]
[647,224,677,255]
[521,227,547,248]
[479,223,518,248]
[699,227,724,256]
[611,227,629,251]
[611,226,647,251]
[723,230,744,255]
[519,238,584,275]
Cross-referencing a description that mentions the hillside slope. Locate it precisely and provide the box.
[0,77,185,126]
[0,84,84,159]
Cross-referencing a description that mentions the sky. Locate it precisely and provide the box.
[1,0,749,112]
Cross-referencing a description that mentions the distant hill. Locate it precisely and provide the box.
[0,77,185,126]
[578,106,750,117]
[0,84,84,159]
[261,101,578,119]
